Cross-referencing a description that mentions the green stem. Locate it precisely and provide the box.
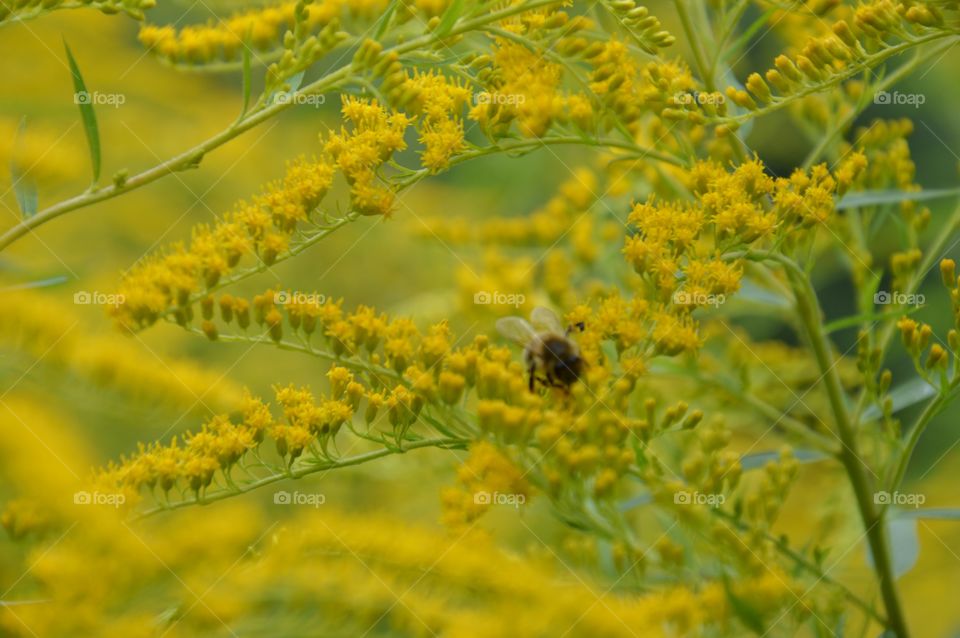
[716,33,959,127]
[854,199,960,416]
[179,324,401,380]
[709,509,887,625]
[801,40,955,169]
[674,0,716,92]
[883,379,960,506]
[141,132,680,328]
[673,0,749,161]
[0,0,569,252]
[132,436,468,520]
[743,250,910,638]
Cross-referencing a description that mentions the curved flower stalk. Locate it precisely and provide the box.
[0,0,577,251]
[665,1,960,132]
[138,0,350,69]
[0,0,154,26]
[109,93,679,333]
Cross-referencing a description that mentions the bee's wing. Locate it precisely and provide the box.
[496,316,537,346]
[530,306,564,334]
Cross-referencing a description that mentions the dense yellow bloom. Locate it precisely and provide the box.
[325,96,410,216]
[112,155,334,330]
[469,35,594,138]
[712,0,960,119]
[138,0,387,64]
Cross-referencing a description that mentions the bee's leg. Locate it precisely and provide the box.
[545,370,561,388]
[528,362,536,393]
[566,322,586,336]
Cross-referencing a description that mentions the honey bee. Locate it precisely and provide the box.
[496,306,585,392]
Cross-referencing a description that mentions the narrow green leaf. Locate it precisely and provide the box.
[436,0,465,36]
[898,508,960,520]
[269,71,307,106]
[723,6,779,62]
[734,278,792,309]
[862,377,938,421]
[63,39,101,183]
[9,117,38,218]
[288,70,306,93]
[0,275,69,292]
[617,493,653,512]
[865,517,919,579]
[823,304,923,334]
[374,0,399,40]
[239,46,252,119]
[836,188,960,210]
[739,449,828,470]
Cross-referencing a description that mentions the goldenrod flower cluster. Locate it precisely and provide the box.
[324,96,410,213]
[112,155,335,331]
[138,0,383,65]
[470,34,594,138]
[661,0,960,126]
[625,157,866,327]
[896,259,960,382]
